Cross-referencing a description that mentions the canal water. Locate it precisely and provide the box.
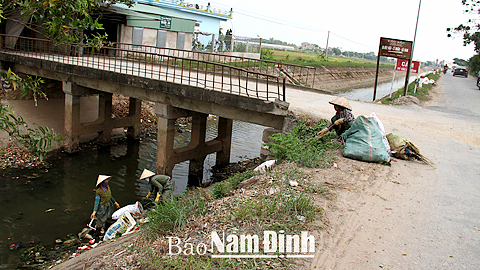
[339,74,421,102]
[0,119,266,268]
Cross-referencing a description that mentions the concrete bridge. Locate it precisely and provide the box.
[0,35,301,183]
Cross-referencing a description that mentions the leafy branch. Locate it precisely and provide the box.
[1,68,46,105]
[0,104,62,161]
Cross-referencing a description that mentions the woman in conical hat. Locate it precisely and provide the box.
[141,169,173,204]
[329,96,355,137]
[90,175,120,234]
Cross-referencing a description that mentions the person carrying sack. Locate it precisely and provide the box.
[90,175,120,234]
[141,169,173,204]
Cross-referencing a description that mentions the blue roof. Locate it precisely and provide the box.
[135,0,232,21]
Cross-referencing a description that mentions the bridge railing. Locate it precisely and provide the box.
[0,35,286,102]
[112,42,317,88]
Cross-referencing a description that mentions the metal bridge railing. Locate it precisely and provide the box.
[0,35,286,102]
[112,42,317,89]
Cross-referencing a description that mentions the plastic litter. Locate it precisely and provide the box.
[78,245,89,250]
[254,160,276,173]
[103,212,136,241]
[111,201,144,220]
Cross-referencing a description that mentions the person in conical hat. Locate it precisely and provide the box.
[329,96,355,136]
[141,169,173,204]
[90,175,120,234]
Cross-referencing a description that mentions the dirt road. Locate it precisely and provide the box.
[287,74,480,269]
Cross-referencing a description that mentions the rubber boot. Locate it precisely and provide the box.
[145,192,152,200]
[154,193,161,204]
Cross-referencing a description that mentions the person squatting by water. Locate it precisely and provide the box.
[90,175,120,233]
[141,169,173,204]
[329,96,355,136]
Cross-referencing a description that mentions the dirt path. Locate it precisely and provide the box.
[286,75,480,269]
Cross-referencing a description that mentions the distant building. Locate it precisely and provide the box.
[99,0,232,50]
[301,42,320,51]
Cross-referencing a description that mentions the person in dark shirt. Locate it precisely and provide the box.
[329,97,355,136]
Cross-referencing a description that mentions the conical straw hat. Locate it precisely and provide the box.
[96,175,112,187]
[140,169,155,180]
[329,97,352,110]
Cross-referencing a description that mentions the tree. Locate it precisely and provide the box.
[0,0,136,160]
[0,0,135,44]
[331,47,341,56]
[453,58,468,66]
[447,0,480,53]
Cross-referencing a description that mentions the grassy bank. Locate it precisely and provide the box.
[381,71,441,104]
[137,118,338,269]
[267,50,394,68]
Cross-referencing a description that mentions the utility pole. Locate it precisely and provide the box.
[325,31,330,60]
[404,0,422,96]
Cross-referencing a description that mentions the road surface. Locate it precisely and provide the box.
[286,73,480,269]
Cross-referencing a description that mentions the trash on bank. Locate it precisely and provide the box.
[103,212,137,241]
[111,201,144,220]
[254,159,276,173]
[386,133,432,165]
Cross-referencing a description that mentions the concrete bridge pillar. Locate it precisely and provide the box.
[154,102,188,176]
[63,82,81,153]
[127,97,142,140]
[215,117,233,167]
[62,82,143,152]
[187,112,208,186]
[97,92,113,144]
[154,102,234,185]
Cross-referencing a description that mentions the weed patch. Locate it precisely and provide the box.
[212,170,257,199]
[145,189,209,236]
[266,120,343,168]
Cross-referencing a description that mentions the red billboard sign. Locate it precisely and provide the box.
[395,59,420,73]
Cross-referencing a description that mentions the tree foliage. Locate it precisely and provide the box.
[0,104,62,161]
[447,0,480,53]
[0,0,135,44]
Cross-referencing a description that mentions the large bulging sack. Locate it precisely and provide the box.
[341,115,390,164]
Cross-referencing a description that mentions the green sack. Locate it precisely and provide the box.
[341,115,390,164]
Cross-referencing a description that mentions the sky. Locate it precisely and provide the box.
[200,0,476,63]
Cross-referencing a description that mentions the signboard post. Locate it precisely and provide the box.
[389,59,420,98]
[373,37,413,101]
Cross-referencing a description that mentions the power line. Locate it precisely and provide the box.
[330,32,375,49]
[209,0,375,50]
[209,1,328,33]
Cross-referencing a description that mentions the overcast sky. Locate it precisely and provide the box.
[203,0,476,63]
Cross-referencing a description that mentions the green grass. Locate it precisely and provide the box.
[144,254,296,270]
[266,119,343,168]
[381,72,441,104]
[144,189,209,236]
[270,50,394,68]
[212,170,257,199]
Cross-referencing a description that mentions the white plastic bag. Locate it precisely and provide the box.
[111,201,143,220]
[367,113,391,155]
[254,160,276,173]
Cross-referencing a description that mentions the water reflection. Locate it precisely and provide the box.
[0,119,266,268]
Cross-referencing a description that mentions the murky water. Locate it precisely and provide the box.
[0,119,266,268]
